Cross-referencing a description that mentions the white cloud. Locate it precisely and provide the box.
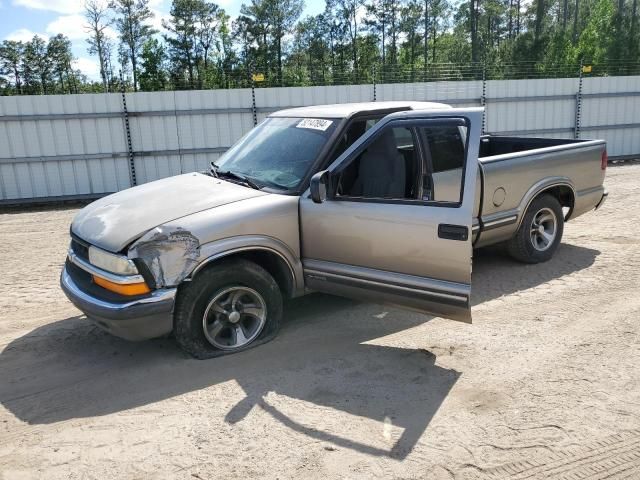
[149,8,170,33]
[46,14,88,40]
[5,28,47,42]
[74,56,101,80]
[12,0,85,14]
[104,26,118,40]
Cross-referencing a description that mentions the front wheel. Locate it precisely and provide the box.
[507,194,564,264]
[174,259,283,359]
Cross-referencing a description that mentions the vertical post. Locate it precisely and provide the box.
[574,60,584,139]
[372,64,377,102]
[481,63,487,135]
[119,70,136,187]
[250,64,257,127]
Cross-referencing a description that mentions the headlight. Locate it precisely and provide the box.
[88,246,139,276]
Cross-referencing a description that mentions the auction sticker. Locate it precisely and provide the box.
[296,118,333,131]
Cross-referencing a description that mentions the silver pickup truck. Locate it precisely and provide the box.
[61,101,608,358]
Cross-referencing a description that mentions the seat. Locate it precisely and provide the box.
[351,130,406,198]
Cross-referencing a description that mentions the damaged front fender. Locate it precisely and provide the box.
[129,226,201,288]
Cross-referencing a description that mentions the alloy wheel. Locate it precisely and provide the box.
[202,286,267,350]
[529,207,557,252]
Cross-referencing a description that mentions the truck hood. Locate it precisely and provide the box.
[72,172,267,252]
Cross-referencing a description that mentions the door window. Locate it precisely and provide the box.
[421,125,467,203]
[336,126,418,200]
[328,118,382,165]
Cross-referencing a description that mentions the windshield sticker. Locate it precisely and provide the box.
[296,118,333,131]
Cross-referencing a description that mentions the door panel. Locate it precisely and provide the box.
[299,108,482,322]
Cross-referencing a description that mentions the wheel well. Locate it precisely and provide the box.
[193,250,295,298]
[537,185,575,218]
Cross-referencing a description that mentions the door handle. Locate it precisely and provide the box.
[438,224,469,241]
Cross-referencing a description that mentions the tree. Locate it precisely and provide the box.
[85,0,113,92]
[633,0,639,39]
[534,0,546,56]
[2,0,639,94]
[139,37,167,90]
[469,0,481,63]
[631,0,639,63]
[197,2,222,78]
[0,41,25,94]
[110,0,156,91]
[163,0,201,88]
[321,3,347,76]
[562,0,569,29]
[572,0,579,41]
[429,0,449,64]
[265,0,304,85]
[424,0,430,69]
[215,9,235,82]
[574,0,615,64]
[365,0,401,71]
[294,14,332,83]
[237,0,273,80]
[400,0,423,79]
[48,34,77,93]
[366,0,389,67]
[329,0,366,79]
[386,0,400,66]
[23,36,50,94]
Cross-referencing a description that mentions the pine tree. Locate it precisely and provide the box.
[110,0,156,91]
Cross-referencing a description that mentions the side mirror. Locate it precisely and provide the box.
[310,170,330,204]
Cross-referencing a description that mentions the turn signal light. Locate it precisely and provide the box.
[93,275,151,296]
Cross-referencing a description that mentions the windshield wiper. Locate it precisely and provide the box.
[210,161,219,178]
[217,169,262,190]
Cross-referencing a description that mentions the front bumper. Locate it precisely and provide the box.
[595,189,608,210]
[60,266,176,341]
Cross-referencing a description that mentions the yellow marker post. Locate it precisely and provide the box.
[252,73,265,82]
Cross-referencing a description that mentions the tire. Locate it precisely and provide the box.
[174,258,283,359]
[507,194,564,264]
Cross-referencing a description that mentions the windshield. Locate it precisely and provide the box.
[213,117,337,190]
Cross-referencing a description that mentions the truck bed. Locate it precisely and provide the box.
[479,136,585,158]
[473,135,607,248]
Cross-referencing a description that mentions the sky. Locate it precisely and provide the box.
[0,0,325,80]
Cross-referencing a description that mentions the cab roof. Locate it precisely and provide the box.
[269,101,452,119]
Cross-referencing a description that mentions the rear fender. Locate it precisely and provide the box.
[515,177,576,229]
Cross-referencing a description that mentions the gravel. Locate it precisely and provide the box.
[1,164,639,479]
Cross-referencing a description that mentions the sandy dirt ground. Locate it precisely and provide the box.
[1,164,639,480]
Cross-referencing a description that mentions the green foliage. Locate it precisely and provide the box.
[139,38,168,90]
[1,0,639,95]
[85,0,114,92]
[110,0,157,91]
[0,40,25,93]
[575,0,615,64]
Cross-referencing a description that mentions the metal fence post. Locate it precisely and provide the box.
[481,63,487,135]
[119,70,137,187]
[250,64,258,127]
[574,60,584,139]
[372,64,377,102]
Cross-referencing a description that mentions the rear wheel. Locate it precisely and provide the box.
[507,194,564,263]
[174,259,283,359]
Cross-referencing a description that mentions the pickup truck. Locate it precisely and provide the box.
[61,101,608,358]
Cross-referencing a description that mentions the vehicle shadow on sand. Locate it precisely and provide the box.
[0,243,599,459]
